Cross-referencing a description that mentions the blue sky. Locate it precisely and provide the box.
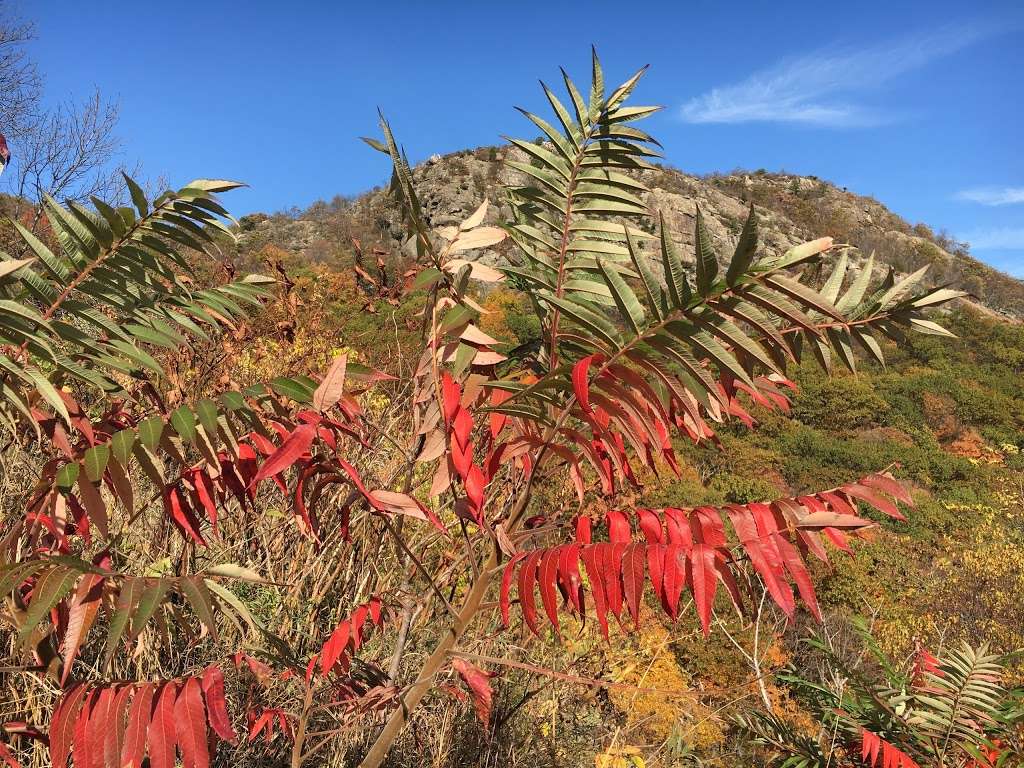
[20,0,1024,275]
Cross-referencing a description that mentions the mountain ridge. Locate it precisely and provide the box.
[237,145,1024,319]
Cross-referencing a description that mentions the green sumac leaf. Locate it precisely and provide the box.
[110,428,136,466]
[129,578,169,641]
[170,405,197,444]
[694,206,719,296]
[56,462,80,492]
[103,577,141,666]
[195,399,219,437]
[137,415,164,450]
[726,205,758,286]
[83,445,110,483]
[270,377,313,403]
[20,565,79,640]
[412,267,442,291]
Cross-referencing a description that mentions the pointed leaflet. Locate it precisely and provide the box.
[622,542,645,627]
[20,565,79,641]
[689,544,717,636]
[659,212,690,308]
[147,682,177,768]
[86,685,114,768]
[178,577,218,641]
[579,546,609,637]
[76,474,108,540]
[572,354,601,415]
[198,667,234,745]
[71,688,94,768]
[50,683,90,768]
[517,550,543,636]
[121,683,154,768]
[538,547,561,635]
[662,544,686,620]
[842,483,905,520]
[598,258,645,334]
[859,472,914,506]
[312,353,347,412]
[103,577,141,666]
[726,205,758,286]
[694,206,719,296]
[174,678,210,768]
[61,573,105,684]
[452,657,495,727]
[129,578,170,642]
[250,422,316,486]
[319,620,351,675]
[725,505,794,617]
[602,542,625,620]
[105,684,134,768]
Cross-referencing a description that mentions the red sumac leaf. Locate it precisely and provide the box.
[663,543,686,620]
[319,620,351,675]
[557,544,584,616]
[773,533,821,620]
[441,373,461,424]
[517,550,542,637]
[452,658,495,727]
[174,678,210,768]
[689,544,717,636]
[636,508,663,543]
[164,486,206,547]
[647,543,667,613]
[538,548,561,635]
[86,685,114,768]
[105,684,133,768]
[606,510,631,543]
[71,689,94,768]
[250,423,317,487]
[0,742,18,768]
[622,542,645,627]
[61,573,104,685]
[860,472,914,505]
[452,408,472,451]
[201,665,237,745]
[572,354,601,415]
[147,682,177,768]
[120,683,154,768]
[842,483,904,521]
[499,553,526,628]
[575,514,592,544]
[726,504,794,617]
[580,545,609,638]
[50,682,89,768]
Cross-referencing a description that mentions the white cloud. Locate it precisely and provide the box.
[955,187,1024,206]
[680,23,997,127]
[961,227,1024,251]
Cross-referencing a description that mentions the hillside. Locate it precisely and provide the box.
[214,149,1024,765]
[236,145,1024,319]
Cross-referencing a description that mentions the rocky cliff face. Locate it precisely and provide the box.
[238,146,1024,319]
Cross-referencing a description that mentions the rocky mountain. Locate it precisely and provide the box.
[237,146,1024,319]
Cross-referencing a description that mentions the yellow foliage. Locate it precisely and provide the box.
[595,745,645,768]
[478,287,522,343]
[602,620,724,750]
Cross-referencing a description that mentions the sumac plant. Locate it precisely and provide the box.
[0,53,965,768]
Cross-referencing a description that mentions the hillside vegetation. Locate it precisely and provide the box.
[1,52,1022,768]
[239,147,1024,320]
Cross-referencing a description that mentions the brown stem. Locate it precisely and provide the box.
[289,679,316,768]
[357,471,537,768]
